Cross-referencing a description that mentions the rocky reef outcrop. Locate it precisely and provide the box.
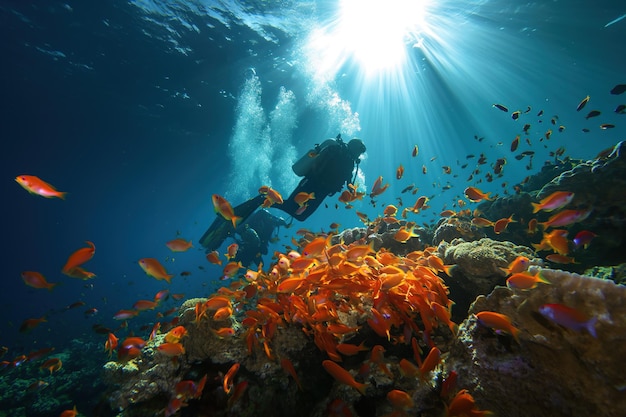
[447,268,626,417]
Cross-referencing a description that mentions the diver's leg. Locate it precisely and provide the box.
[199,194,265,251]
[273,179,308,217]
[274,179,326,221]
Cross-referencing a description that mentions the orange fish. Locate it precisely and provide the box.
[133,299,158,311]
[226,243,239,260]
[62,241,96,274]
[506,271,550,290]
[15,175,67,199]
[396,164,404,180]
[21,271,57,291]
[545,254,577,264]
[59,405,78,417]
[501,255,530,275]
[540,209,591,229]
[206,250,222,265]
[493,215,515,234]
[471,217,494,228]
[113,309,139,320]
[538,303,597,337]
[20,316,47,333]
[138,258,174,283]
[63,266,96,280]
[212,194,241,228]
[336,341,369,356]
[166,238,193,252]
[222,261,243,279]
[281,358,303,391]
[447,389,491,417]
[419,346,441,379]
[370,176,390,198]
[104,333,118,357]
[387,389,414,410]
[476,311,519,342]
[322,360,368,395]
[394,226,419,243]
[223,363,240,394]
[294,192,315,207]
[531,191,575,213]
[40,357,62,374]
[157,342,185,356]
[464,186,492,202]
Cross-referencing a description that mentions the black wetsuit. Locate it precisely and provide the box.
[279,140,356,220]
[233,209,287,267]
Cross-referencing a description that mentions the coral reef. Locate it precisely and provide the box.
[447,268,626,417]
[438,238,540,320]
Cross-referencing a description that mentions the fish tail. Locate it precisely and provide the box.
[586,317,598,338]
[164,275,174,284]
[56,191,67,200]
[531,202,541,213]
[231,216,242,229]
[537,272,551,285]
[355,382,369,396]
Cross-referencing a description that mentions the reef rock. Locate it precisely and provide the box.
[438,238,539,319]
[536,141,626,268]
[447,268,626,417]
[102,337,185,414]
[432,215,485,246]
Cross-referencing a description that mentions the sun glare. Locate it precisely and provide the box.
[306,0,431,78]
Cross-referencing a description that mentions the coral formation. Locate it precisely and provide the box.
[447,268,626,417]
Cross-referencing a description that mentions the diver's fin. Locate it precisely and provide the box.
[199,194,265,251]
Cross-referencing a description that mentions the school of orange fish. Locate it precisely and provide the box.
[7,87,624,416]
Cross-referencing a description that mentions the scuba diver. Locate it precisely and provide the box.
[200,134,366,251]
[231,209,288,267]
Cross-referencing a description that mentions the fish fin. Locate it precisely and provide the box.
[531,202,541,213]
[586,317,598,338]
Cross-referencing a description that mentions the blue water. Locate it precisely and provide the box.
[1,0,625,414]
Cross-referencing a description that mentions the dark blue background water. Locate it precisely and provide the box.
[1,0,625,413]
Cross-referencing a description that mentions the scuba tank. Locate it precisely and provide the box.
[292,138,337,177]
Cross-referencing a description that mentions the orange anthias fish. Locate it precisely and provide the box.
[476,311,520,342]
[223,363,240,394]
[19,316,47,333]
[322,360,368,395]
[538,303,597,337]
[157,342,185,356]
[59,405,78,417]
[166,238,193,252]
[226,243,239,260]
[370,176,390,198]
[396,164,405,180]
[493,215,516,234]
[506,271,551,290]
[540,209,592,229]
[15,175,67,199]
[387,389,414,410]
[206,250,222,265]
[212,194,242,228]
[62,241,96,274]
[464,186,492,202]
[294,192,315,207]
[531,191,575,213]
[138,258,174,283]
[21,271,57,291]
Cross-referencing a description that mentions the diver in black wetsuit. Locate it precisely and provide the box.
[279,135,366,221]
[200,134,366,251]
[232,209,288,267]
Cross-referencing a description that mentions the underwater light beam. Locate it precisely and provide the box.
[307,0,432,78]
